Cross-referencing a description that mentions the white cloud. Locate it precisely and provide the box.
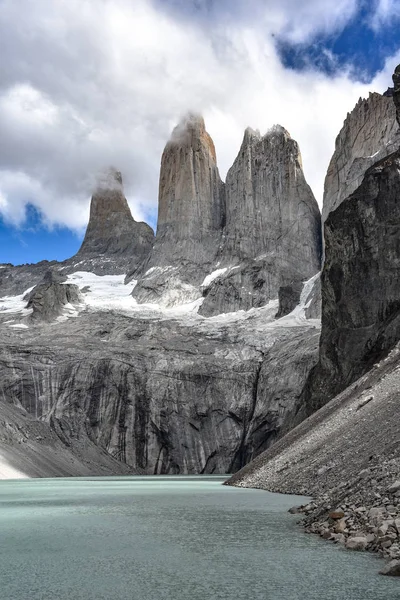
[0,0,397,235]
[370,0,400,29]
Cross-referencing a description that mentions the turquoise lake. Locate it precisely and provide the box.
[0,476,398,599]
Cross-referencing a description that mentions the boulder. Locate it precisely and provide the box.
[346,536,368,551]
[380,560,400,576]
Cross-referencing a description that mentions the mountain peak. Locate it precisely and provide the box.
[75,168,154,271]
[168,112,217,163]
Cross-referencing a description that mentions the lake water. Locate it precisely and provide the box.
[0,476,398,600]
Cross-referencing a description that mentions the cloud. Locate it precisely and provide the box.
[0,0,397,234]
[370,0,400,30]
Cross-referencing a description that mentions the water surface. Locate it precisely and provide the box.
[0,476,397,600]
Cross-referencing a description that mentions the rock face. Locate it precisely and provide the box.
[132,115,225,305]
[394,65,400,126]
[323,92,399,221]
[75,168,154,274]
[199,126,321,316]
[134,119,321,314]
[27,281,81,323]
[275,282,303,319]
[303,148,400,416]
[0,299,319,475]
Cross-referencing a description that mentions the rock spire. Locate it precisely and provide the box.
[75,167,154,273]
[132,114,225,306]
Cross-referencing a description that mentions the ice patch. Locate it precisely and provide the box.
[275,272,321,326]
[64,272,137,312]
[144,266,173,277]
[9,323,29,329]
[0,287,34,316]
[201,268,228,288]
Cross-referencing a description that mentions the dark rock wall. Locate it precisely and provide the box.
[302,149,400,416]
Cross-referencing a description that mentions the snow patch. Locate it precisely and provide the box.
[0,287,34,316]
[64,272,137,313]
[275,272,321,326]
[0,452,28,479]
[201,268,228,288]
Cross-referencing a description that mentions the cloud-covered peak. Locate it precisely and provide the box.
[0,0,399,244]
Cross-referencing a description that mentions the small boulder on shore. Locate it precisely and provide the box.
[379,560,400,577]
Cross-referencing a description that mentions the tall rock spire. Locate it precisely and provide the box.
[132,114,225,306]
[199,125,322,316]
[75,167,154,273]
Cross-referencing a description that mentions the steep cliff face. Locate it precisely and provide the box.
[394,65,400,125]
[75,168,154,274]
[0,293,319,475]
[302,149,400,416]
[199,126,322,316]
[323,92,399,221]
[132,114,225,306]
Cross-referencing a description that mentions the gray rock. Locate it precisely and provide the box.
[199,126,322,316]
[133,114,225,305]
[303,147,400,416]
[393,65,400,126]
[27,282,82,322]
[75,167,154,274]
[0,298,319,475]
[323,92,399,221]
[380,560,400,576]
[275,282,303,318]
[388,481,400,494]
[346,536,368,550]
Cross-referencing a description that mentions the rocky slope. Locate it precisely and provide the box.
[227,343,400,567]
[323,92,399,222]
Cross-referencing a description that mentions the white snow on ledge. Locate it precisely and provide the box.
[201,268,228,288]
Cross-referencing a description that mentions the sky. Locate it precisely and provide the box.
[0,0,400,265]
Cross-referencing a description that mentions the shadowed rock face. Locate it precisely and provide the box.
[76,168,154,272]
[0,307,319,475]
[323,92,399,222]
[394,65,400,126]
[299,68,400,417]
[303,149,400,416]
[199,126,322,316]
[132,115,225,305]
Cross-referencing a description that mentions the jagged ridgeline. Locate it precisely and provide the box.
[132,114,322,314]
